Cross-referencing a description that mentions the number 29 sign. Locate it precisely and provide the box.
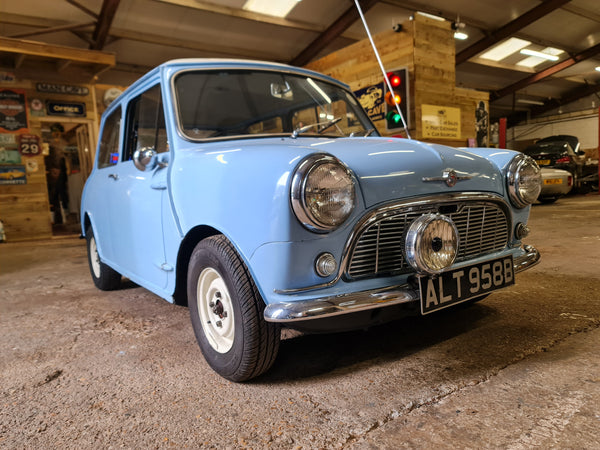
[18,134,41,157]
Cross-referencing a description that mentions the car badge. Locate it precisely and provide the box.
[422,169,472,187]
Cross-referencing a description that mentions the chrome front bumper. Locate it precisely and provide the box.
[264,245,540,323]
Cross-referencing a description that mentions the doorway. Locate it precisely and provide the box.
[41,119,96,236]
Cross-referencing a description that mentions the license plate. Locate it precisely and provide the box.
[419,256,514,315]
[537,159,551,165]
[544,178,563,185]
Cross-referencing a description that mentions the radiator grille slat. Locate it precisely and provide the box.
[347,202,509,279]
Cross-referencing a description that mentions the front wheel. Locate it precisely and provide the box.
[86,226,121,290]
[188,235,280,381]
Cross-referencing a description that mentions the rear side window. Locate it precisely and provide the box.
[97,108,122,169]
[124,84,167,161]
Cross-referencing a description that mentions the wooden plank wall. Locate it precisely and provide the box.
[306,15,489,147]
[0,80,96,241]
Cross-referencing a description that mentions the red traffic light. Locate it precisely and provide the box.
[387,72,401,87]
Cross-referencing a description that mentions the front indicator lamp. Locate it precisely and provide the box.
[315,253,337,277]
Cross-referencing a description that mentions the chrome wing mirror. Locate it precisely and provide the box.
[133,147,159,171]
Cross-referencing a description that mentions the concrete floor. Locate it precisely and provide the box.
[1,195,599,448]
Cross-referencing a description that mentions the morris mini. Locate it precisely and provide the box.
[81,59,541,381]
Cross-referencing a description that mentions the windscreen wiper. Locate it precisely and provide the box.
[291,117,342,139]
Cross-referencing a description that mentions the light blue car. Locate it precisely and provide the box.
[81,59,541,381]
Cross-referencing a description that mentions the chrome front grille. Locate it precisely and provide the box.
[346,201,510,280]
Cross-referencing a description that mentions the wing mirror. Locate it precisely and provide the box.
[133,147,168,171]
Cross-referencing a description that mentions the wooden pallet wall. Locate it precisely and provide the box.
[0,80,97,242]
[306,14,489,147]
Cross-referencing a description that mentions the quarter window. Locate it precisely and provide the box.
[97,108,121,169]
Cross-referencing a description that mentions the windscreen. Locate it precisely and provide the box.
[174,70,375,140]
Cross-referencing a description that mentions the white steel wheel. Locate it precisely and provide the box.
[196,267,235,353]
[85,226,121,291]
[89,235,102,279]
[187,235,280,382]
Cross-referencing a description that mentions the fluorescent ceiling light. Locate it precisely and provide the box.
[454,32,468,40]
[480,37,531,61]
[517,99,545,106]
[519,48,560,61]
[416,11,446,21]
[518,47,563,67]
[243,0,301,18]
[595,66,600,72]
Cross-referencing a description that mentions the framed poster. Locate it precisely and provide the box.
[0,165,27,185]
[0,89,28,133]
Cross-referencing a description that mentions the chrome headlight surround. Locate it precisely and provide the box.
[405,213,459,274]
[291,154,356,233]
[507,154,541,208]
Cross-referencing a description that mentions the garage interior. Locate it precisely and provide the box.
[0,0,599,447]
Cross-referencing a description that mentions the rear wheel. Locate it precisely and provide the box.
[86,227,121,290]
[188,235,280,381]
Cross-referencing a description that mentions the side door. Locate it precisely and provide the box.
[106,84,170,291]
[86,107,122,263]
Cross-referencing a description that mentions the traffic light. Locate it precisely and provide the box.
[384,68,409,132]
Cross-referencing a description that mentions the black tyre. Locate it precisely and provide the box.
[86,227,121,290]
[539,197,558,204]
[188,235,280,382]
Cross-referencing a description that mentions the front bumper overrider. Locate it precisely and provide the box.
[264,245,540,323]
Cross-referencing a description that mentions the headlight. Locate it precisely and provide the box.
[291,154,355,232]
[507,154,541,208]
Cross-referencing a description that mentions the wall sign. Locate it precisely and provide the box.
[0,89,28,133]
[0,165,26,185]
[19,134,41,156]
[0,149,22,164]
[421,105,461,140]
[30,98,45,117]
[36,83,89,96]
[46,101,86,117]
[0,72,16,83]
[354,83,384,121]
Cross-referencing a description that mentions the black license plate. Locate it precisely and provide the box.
[419,256,514,315]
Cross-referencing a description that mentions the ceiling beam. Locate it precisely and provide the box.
[456,0,572,65]
[8,21,96,39]
[65,0,99,19]
[291,0,380,67]
[90,0,120,50]
[0,36,115,65]
[491,42,600,101]
[562,4,600,24]
[529,81,600,117]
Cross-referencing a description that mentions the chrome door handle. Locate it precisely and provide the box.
[108,173,119,180]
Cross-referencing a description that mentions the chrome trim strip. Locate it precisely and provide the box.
[274,192,512,294]
[513,244,540,273]
[264,244,540,323]
[264,284,419,322]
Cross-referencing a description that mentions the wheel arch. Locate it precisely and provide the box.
[173,225,221,306]
[82,213,92,237]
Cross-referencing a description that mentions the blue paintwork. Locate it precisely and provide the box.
[81,59,533,308]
